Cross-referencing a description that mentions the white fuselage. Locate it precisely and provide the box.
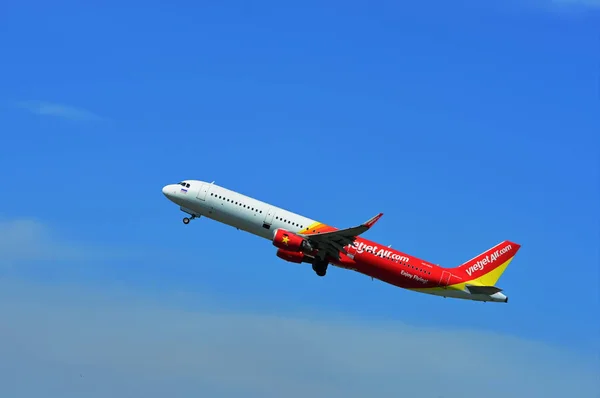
[162,180,316,240]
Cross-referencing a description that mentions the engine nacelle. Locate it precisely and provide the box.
[272,228,312,252]
[276,248,305,264]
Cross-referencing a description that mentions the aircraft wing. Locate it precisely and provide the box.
[301,213,383,260]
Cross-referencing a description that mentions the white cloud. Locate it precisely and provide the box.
[487,0,600,13]
[0,280,597,398]
[551,0,600,7]
[17,100,103,121]
[0,218,134,266]
[532,0,600,12]
[0,218,596,397]
[0,218,86,264]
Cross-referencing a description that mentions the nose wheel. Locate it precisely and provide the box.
[182,215,197,224]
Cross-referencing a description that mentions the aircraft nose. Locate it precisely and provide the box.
[162,184,174,198]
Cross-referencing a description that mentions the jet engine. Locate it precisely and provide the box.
[272,228,313,252]
[276,248,305,264]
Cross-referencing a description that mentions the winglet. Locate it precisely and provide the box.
[364,213,383,229]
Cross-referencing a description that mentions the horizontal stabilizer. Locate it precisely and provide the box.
[466,285,503,295]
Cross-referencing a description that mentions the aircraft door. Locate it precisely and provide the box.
[196,183,209,201]
[439,271,452,288]
[263,207,276,228]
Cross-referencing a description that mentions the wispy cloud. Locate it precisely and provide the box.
[0,218,87,264]
[551,0,600,8]
[533,0,600,13]
[493,0,600,13]
[17,100,103,121]
[0,279,597,398]
[0,218,597,397]
[0,218,135,267]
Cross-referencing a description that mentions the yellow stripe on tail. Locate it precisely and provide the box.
[455,240,521,287]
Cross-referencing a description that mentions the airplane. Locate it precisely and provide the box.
[162,180,521,303]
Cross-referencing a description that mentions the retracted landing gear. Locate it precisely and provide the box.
[312,260,328,277]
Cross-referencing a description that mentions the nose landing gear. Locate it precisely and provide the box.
[182,215,198,224]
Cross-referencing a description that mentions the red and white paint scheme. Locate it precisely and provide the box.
[162,180,521,303]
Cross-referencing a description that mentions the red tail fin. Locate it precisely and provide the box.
[455,241,521,286]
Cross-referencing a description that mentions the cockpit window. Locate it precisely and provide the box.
[177,182,191,188]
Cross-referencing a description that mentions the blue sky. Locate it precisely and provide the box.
[1,1,599,396]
